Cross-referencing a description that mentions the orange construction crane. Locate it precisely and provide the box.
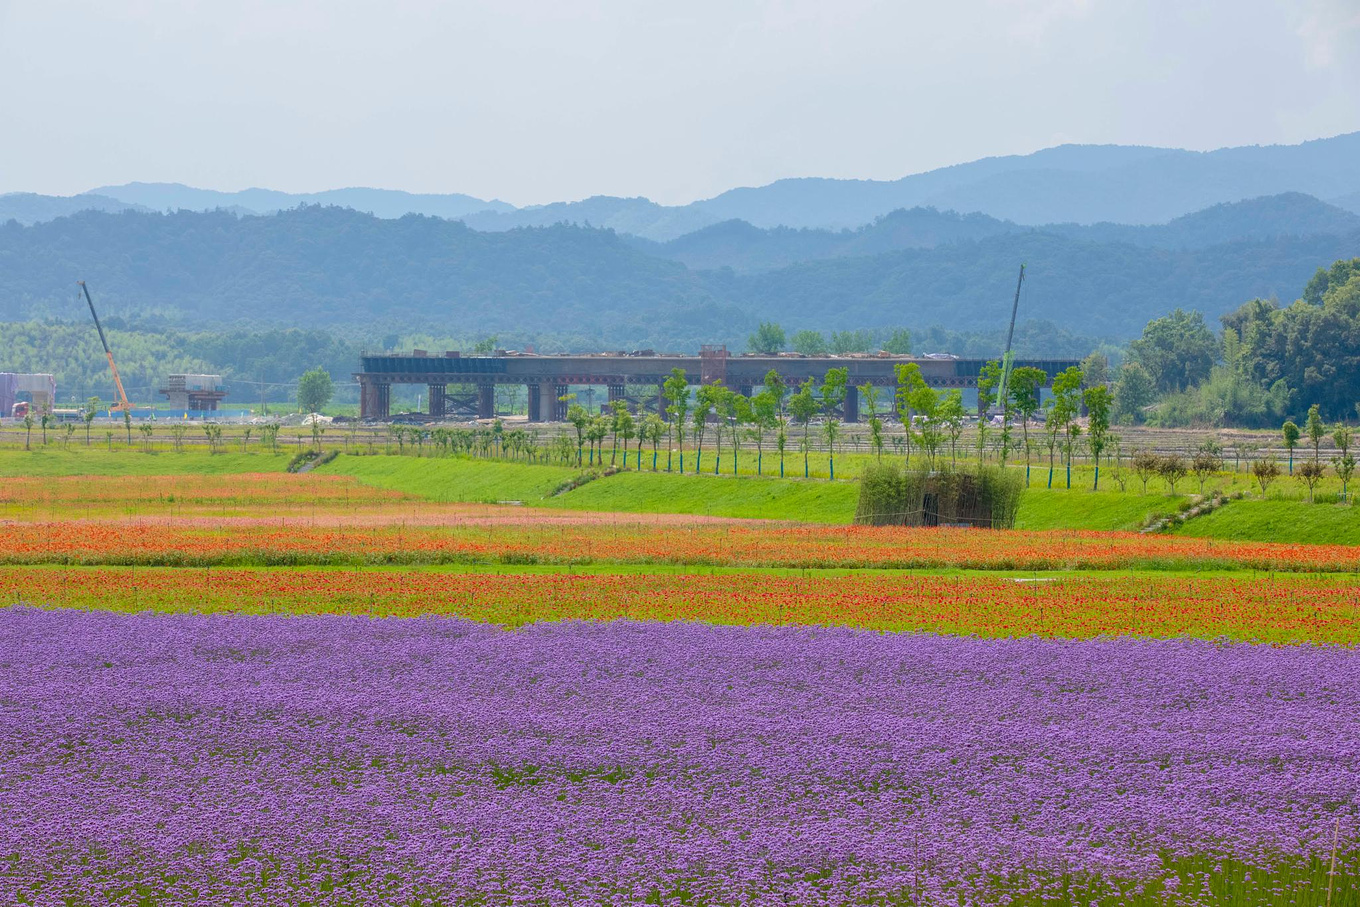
[78,281,132,413]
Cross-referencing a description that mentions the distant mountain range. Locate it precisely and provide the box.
[630,193,1360,273]
[5,131,1360,238]
[1,201,1354,344]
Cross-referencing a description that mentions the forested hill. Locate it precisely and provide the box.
[633,194,1360,273]
[0,207,743,350]
[0,206,1355,343]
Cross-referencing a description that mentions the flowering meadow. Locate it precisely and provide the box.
[7,565,1360,643]
[6,516,1360,572]
[5,466,1360,904]
[1,609,1355,907]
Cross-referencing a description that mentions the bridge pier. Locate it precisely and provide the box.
[844,384,859,423]
[359,379,390,420]
[554,384,569,421]
[477,384,495,419]
[428,384,446,418]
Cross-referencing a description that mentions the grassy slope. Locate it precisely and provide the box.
[0,448,291,476]
[323,454,1193,529]
[1174,499,1360,545]
[1015,491,1185,532]
[542,470,860,523]
[321,455,579,503]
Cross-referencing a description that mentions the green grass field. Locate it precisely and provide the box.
[1174,498,1360,545]
[0,447,291,476]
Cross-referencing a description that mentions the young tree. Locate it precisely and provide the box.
[83,397,100,446]
[729,391,752,475]
[750,389,778,474]
[566,403,589,466]
[1305,404,1325,463]
[820,368,848,478]
[747,322,786,354]
[906,373,942,470]
[1252,457,1282,497]
[608,400,631,466]
[615,403,635,468]
[640,413,664,470]
[976,360,1001,461]
[1281,420,1301,474]
[1158,454,1187,495]
[297,367,334,414]
[788,378,819,478]
[138,422,154,451]
[692,383,719,474]
[1191,445,1222,495]
[63,423,76,449]
[40,413,51,446]
[1333,424,1355,498]
[708,384,733,474]
[894,363,924,465]
[586,415,609,465]
[938,390,966,467]
[1133,450,1160,493]
[1083,384,1112,490]
[123,411,133,446]
[860,383,884,461]
[1048,367,1084,488]
[1008,366,1046,484]
[662,369,689,473]
[1296,460,1326,502]
[22,413,33,450]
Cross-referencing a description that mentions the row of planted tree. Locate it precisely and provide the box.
[12,362,1354,500]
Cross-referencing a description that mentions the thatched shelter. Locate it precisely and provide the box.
[854,464,1024,528]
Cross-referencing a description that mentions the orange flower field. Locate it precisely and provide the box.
[4,514,1360,572]
[6,565,1360,643]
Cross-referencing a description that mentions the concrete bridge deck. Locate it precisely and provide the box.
[355,349,1080,421]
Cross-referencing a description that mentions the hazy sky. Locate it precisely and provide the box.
[2,0,1358,206]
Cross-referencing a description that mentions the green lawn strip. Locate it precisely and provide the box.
[0,448,291,476]
[1174,498,1360,544]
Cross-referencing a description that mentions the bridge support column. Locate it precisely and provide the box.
[554,385,569,421]
[477,384,495,419]
[844,384,859,423]
[738,384,753,399]
[527,384,542,422]
[359,379,390,420]
[657,383,669,420]
[428,384,446,419]
[607,384,626,408]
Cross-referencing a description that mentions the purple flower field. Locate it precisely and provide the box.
[1,608,1357,906]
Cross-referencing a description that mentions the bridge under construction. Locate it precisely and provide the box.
[355,347,1079,422]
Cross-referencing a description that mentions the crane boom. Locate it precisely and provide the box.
[994,264,1025,413]
[78,281,132,413]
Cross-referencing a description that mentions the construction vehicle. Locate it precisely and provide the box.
[78,281,132,413]
[995,263,1022,416]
